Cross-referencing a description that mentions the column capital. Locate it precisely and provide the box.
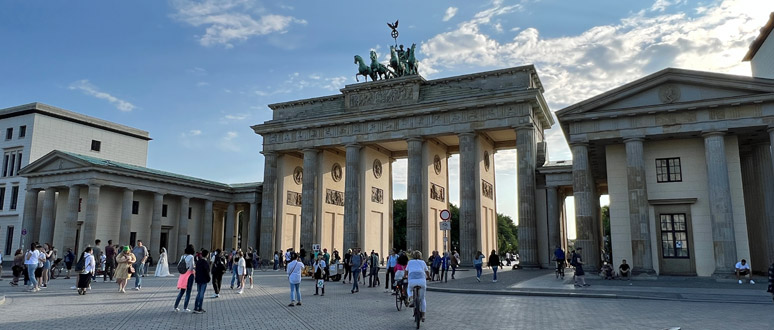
[260,150,277,156]
[87,182,101,188]
[302,148,319,154]
[701,130,727,138]
[767,126,774,133]
[406,136,425,143]
[345,142,361,149]
[513,123,536,131]
[457,131,476,138]
[622,136,645,143]
[569,141,589,148]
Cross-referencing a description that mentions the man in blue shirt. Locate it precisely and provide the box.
[385,249,398,291]
[554,246,565,279]
[349,248,362,293]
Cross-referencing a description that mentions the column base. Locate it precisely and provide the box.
[631,269,656,276]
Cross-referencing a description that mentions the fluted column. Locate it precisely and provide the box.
[62,185,80,253]
[38,188,56,245]
[546,186,560,252]
[516,125,538,267]
[177,196,191,257]
[150,193,163,259]
[82,184,101,248]
[625,137,654,273]
[753,144,774,262]
[769,127,774,171]
[301,148,318,251]
[344,143,362,250]
[248,202,258,249]
[260,152,277,259]
[21,189,40,247]
[703,131,737,274]
[119,188,134,246]
[406,137,424,252]
[572,143,600,271]
[225,203,235,250]
[202,200,213,250]
[458,133,478,263]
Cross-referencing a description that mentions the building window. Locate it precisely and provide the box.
[4,226,13,255]
[132,201,140,214]
[0,187,5,210]
[188,207,192,219]
[9,186,19,210]
[16,152,22,174]
[162,204,168,217]
[5,128,12,140]
[18,126,26,138]
[130,232,137,248]
[2,150,23,177]
[91,140,101,152]
[78,198,82,212]
[660,214,689,258]
[656,158,682,182]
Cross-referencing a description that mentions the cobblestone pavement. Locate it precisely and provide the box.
[0,270,772,330]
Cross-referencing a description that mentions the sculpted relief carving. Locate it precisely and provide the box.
[658,84,681,104]
[286,191,302,206]
[325,188,345,206]
[371,187,384,204]
[430,183,445,202]
[349,86,413,108]
[482,180,494,200]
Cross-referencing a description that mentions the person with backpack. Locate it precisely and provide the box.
[193,250,210,314]
[76,247,95,295]
[114,246,136,293]
[174,245,196,312]
[210,249,226,298]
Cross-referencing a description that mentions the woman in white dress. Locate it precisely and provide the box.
[155,248,172,277]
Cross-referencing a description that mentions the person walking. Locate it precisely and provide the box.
[114,246,136,293]
[440,251,450,282]
[236,251,247,294]
[104,240,115,282]
[24,243,41,292]
[450,250,460,280]
[11,249,23,286]
[91,240,102,281]
[210,249,226,298]
[132,241,148,290]
[76,247,95,295]
[193,250,210,314]
[313,255,326,296]
[349,248,362,293]
[322,248,331,280]
[155,248,172,277]
[488,250,500,283]
[343,249,352,284]
[245,247,255,289]
[287,253,302,306]
[573,247,589,287]
[369,251,380,287]
[174,245,196,312]
[385,249,398,292]
[63,248,75,279]
[230,249,242,289]
[430,251,441,281]
[473,251,484,282]
[273,251,279,271]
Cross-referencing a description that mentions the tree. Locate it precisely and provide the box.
[497,213,519,254]
[393,199,407,250]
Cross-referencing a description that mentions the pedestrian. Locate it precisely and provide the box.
[76,247,95,295]
[236,251,246,294]
[230,249,242,289]
[369,250,380,287]
[313,255,326,296]
[11,249,23,286]
[144,255,152,276]
[441,251,450,282]
[63,248,75,279]
[385,249,398,292]
[506,251,512,266]
[155,248,172,277]
[343,249,352,284]
[210,249,226,298]
[174,245,196,312]
[430,251,441,281]
[91,240,102,281]
[287,252,302,306]
[473,251,484,282]
[24,243,41,292]
[273,251,279,271]
[42,243,55,288]
[488,250,500,283]
[350,248,362,293]
[299,245,307,265]
[104,240,115,282]
[450,250,459,280]
[35,245,45,289]
[573,247,589,287]
[193,250,210,314]
[114,246,136,293]
[132,240,149,290]
[323,248,331,280]
[245,247,255,289]
[360,251,369,286]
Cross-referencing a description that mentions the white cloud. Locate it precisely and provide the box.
[420,0,771,160]
[322,76,347,91]
[223,113,249,121]
[68,80,136,112]
[170,0,307,48]
[219,131,241,152]
[188,129,202,136]
[443,7,458,21]
[196,81,210,87]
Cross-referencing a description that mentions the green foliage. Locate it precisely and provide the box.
[393,199,407,250]
[497,213,519,254]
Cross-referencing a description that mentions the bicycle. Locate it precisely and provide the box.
[50,258,64,279]
[411,285,423,329]
[257,259,271,272]
[555,259,565,279]
[395,278,408,311]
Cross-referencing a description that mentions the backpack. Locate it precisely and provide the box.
[74,256,86,272]
[177,256,188,274]
[570,253,578,267]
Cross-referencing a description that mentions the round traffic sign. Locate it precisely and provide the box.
[439,209,451,220]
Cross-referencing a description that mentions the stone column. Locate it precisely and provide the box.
[21,189,40,248]
[571,143,600,271]
[457,133,478,263]
[406,137,424,252]
[177,196,190,258]
[769,127,774,172]
[702,132,737,274]
[516,125,538,267]
[119,188,134,246]
[248,202,258,250]
[225,203,235,250]
[62,185,81,253]
[150,193,163,260]
[546,186,560,252]
[82,184,101,248]
[202,200,214,250]
[260,152,277,259]
[301,148,318,252]
[344,143,361,250]
[38,188,56,245]
[625,137,654,273]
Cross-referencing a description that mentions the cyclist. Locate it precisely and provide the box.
[554,246,565,279]
[407,250,430,322]
[393,251,409,298]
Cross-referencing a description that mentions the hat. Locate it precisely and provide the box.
[123,246,131,252]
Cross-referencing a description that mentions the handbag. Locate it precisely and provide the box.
[316,279,324,288]
[128,264,135,274]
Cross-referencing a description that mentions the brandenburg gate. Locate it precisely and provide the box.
[252,65,554,264]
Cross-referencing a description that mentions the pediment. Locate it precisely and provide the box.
[19,151,92,175]
[557,68,774,118]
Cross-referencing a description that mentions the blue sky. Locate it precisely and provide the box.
[1,0,771,224]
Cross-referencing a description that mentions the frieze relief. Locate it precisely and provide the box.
[348,86,414,108]
[430,183,445,202]
[325,188,345,206]
[482,180,494,200]
[287,191,302,206]
[371,187,384,204]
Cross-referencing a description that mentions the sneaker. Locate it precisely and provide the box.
[739,280,743,284]
[288,301,295,307]
[184,309,192,313]
[493,280,497,283]
[250,284,254,289]
[71,286,77,290]
[476,277,480,282]
[583,284,591,287]
[296,302,302,306]
[174,308,179,312]
[134,287,140,291]
[193,310,203,314]
[200,309,206,313]
[237,290,243,294]
[750,280,755,284]
[211,294,218,298]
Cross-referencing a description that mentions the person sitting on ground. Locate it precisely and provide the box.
[618,259,631,280]
[601,262,614,280]
[735,259,754,284]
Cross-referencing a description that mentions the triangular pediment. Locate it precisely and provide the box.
[556,68,774,118]
[19,151,93,175]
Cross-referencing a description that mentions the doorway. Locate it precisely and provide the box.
[655,204,696,275]
[160,232,169,252]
